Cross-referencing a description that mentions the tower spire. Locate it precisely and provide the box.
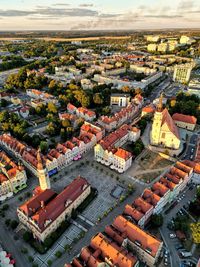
[157,93,163,112]
[37,148,44,171]
[37,148,51,190]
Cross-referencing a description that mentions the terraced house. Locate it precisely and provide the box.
[0,151,27,200]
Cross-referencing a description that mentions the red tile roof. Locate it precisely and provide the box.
[30,176,90,231]
[114,148,132,160]
[133,197,153,214]
[99,124,130,150]
[124,204,144,222]
[90,233,138,267]
[113,216,162,258]
[172,113,197,125]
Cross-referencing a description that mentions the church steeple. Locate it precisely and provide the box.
[157,93,163,112]
[37,149,51,190]
[37,148,44,171]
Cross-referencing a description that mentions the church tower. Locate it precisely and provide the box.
[150,94,163,146]
[37,149,51,190]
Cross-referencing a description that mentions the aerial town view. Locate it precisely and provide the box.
[0,1,200,267]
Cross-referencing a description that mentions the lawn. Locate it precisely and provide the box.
[137,149,172,171]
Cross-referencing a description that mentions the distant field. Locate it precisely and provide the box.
[0,36,131,42]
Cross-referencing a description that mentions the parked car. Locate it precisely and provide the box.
[169,233,176,239]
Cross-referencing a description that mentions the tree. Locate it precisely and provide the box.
[196,187,200,199]
[62,119,71,128]
[47,260,53,266]
[10,220,18,229]
[151,214,163,227]
[122,86,131,93]
[135,88,142,95]
[47,102,57,114]
[0,99,8,107]
[73,90,90,107]
[55,251,62,258]
[28,256,34,263]
[40,141,49,154]
[93,93,103,105]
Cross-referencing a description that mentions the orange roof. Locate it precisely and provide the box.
[114,148,132,160]
[134,197,153,213]
[80,247,101,267]
[90,233,138,267]
[151,182,169,197]
[0,173,7,183]
[113,216,162,258]
[99,124,130,150]
[172,113,197,125]
[31,176,90,231]
[124,204,144,222]
[142,189,161,206]
[142,106,155,113]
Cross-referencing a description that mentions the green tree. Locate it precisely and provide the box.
[151,214,163,227]
[40,141,49,154]
[93,93,103,105]
[47,102,57,114]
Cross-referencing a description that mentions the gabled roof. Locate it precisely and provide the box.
[90,232,138,267]
[161,108,180,140]
[113,215,162,258]
[172,113,197,125]
[30,176,90,231]
[114,148,132,161]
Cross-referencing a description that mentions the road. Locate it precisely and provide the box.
[0,68,19,86]
[160,185,197,267]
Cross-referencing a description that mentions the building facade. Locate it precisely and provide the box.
[17,176,91,242]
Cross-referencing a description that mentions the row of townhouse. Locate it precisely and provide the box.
[67,103,96,122]
[98,102,140,132]
[0,134,57,178]
[123,161,193,228]
[0,151,27,200]
[0,122,104,177]
[17,176,91,242]
[66,204,163,267]
[26,89,59,105]
[94,124,141,173]
[48,122,104,170]
[66,215,163,267]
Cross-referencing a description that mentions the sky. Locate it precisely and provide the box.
[0,0,200,31]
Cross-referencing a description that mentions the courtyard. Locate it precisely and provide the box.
[127,149,173,183]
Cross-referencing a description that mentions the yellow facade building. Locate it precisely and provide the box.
[150,96,181,150]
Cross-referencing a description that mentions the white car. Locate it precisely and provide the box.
[169,233,176,239]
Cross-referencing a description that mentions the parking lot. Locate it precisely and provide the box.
[182,133,198,161]
[160,184,198,267]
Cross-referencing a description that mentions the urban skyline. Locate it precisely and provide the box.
[0,0,200,30]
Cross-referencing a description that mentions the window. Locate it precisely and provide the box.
[161,133,165,139]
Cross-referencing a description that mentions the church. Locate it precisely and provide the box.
[150,95,181,150]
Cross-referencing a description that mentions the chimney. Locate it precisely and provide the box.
[40,201,45,208]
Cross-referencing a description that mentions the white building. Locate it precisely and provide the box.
[173,64,193,84]
[110,94,131,107]
[0,151,27,200]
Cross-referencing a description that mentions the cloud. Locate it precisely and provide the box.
[178,0,194,10]
[79,4,94,7]
[0,10,35,17]
[0,7,98,18]
[98,13,121,18]
[145,15,183,18]
[52,3,70,6]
